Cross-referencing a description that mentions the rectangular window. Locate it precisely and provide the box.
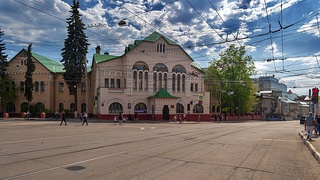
[21,60,23,65]
[116,79,120,88]
[124,79,126,88]
[81,83,86,92]
[20,81,25,91]
[40,82,45,92]
[59,83,64,92]
[195,83,198,92]
[105,78,109,88]
[111,79,115,88]
[190,83,193,91]
[35,82,39,92]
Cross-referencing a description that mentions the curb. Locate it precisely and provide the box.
[298,131,320,164]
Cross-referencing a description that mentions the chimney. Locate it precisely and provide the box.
[96,45,101,54]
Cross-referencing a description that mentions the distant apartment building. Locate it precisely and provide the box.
[258,75,287,95]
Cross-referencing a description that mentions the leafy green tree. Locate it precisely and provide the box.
[206,44,257,115]
[61,0,89,112]
[24,43,35,110]
[0,75,17,112]
[0,28,8,77]
[0,28,13,113]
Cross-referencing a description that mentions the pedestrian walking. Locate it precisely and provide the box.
[114,116,117,124]
[81,112,88,126]
[316,115,320,136]
[305,112,315,141]
[178,114,182,124]
[183,113,186,122]
[54,110,60,120]
[134,112,138,122]
[79,112,83,122]
[59,111,67,126]
[26,110,31,120]
[172,115,177,122]
[119,112,123,125]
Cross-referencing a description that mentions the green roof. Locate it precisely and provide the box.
[125,31,177,53]
[31,52,64,73]
[150,88,178,99]
[143,31,177,45]
[93,53,120,64]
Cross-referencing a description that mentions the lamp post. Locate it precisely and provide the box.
[85,58,88,115]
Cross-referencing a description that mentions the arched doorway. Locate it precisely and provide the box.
[162,105,169,121]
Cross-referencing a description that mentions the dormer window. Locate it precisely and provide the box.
[157,42,165,53]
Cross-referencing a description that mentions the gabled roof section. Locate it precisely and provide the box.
[31,52,64,73]
[93,53,120,64]
[149,88,178,99]
[143,31,177,45]
[125,31,177,53]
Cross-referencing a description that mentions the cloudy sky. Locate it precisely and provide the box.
[0,0,319,95]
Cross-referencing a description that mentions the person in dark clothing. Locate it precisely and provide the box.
[81,112,88,126]
[60,111,67,126]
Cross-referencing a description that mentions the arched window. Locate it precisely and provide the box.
[172,74,175,92]
[164,73,167,90]
[132,61,149,71]
[158,73,162,90]
[153,63,168,72]
[176,103,184,113]
[217,106,220,113]
[153,73,157,91]
[182,74,185,92]
[35,81,39,91]
[133,61,149,92]
[20,81,24,91]
[144,72,148,91]
[157,42,165,53]
[70,103,75,112]
[134,103,147,113]
[212,105,216,113]
[109,102,123,113]
[35,103,45,113]
[133,71,137,90]
[193,104,203,113]
[172,65,186,73]
[81,103,86,113]
[40,81,45,92]
[20,102,28,112]
[139,71,143,91]
[11,81,16,90]
[59,103,64,112]
[177,74,181,92]
[6,102,15,112]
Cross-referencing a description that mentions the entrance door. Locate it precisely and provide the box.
[162,105,169,121]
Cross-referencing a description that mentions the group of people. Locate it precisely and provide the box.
[114,112,128,125]
[305,112,320,141]
[55,111,88,126]
[172,113,186,123]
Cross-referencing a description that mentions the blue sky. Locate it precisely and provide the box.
[0,0,319,96]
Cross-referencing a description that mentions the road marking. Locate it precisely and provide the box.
[3,136,184,180]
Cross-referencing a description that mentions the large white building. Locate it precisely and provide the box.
[91,31,210,121]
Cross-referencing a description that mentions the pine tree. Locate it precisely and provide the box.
[61,0,89,113]
[0,28,8,78]
[24,43,35,109]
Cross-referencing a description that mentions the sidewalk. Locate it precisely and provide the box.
[298,130,320,164]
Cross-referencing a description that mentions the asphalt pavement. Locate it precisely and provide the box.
[2,116,320,164]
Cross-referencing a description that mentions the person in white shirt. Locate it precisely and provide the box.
[81,111,88,126]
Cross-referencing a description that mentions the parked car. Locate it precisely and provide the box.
[300,116,307,124]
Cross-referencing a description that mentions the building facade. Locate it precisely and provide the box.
[3,49,92,117]
[91,32,210,121]
[3,32,210,121]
